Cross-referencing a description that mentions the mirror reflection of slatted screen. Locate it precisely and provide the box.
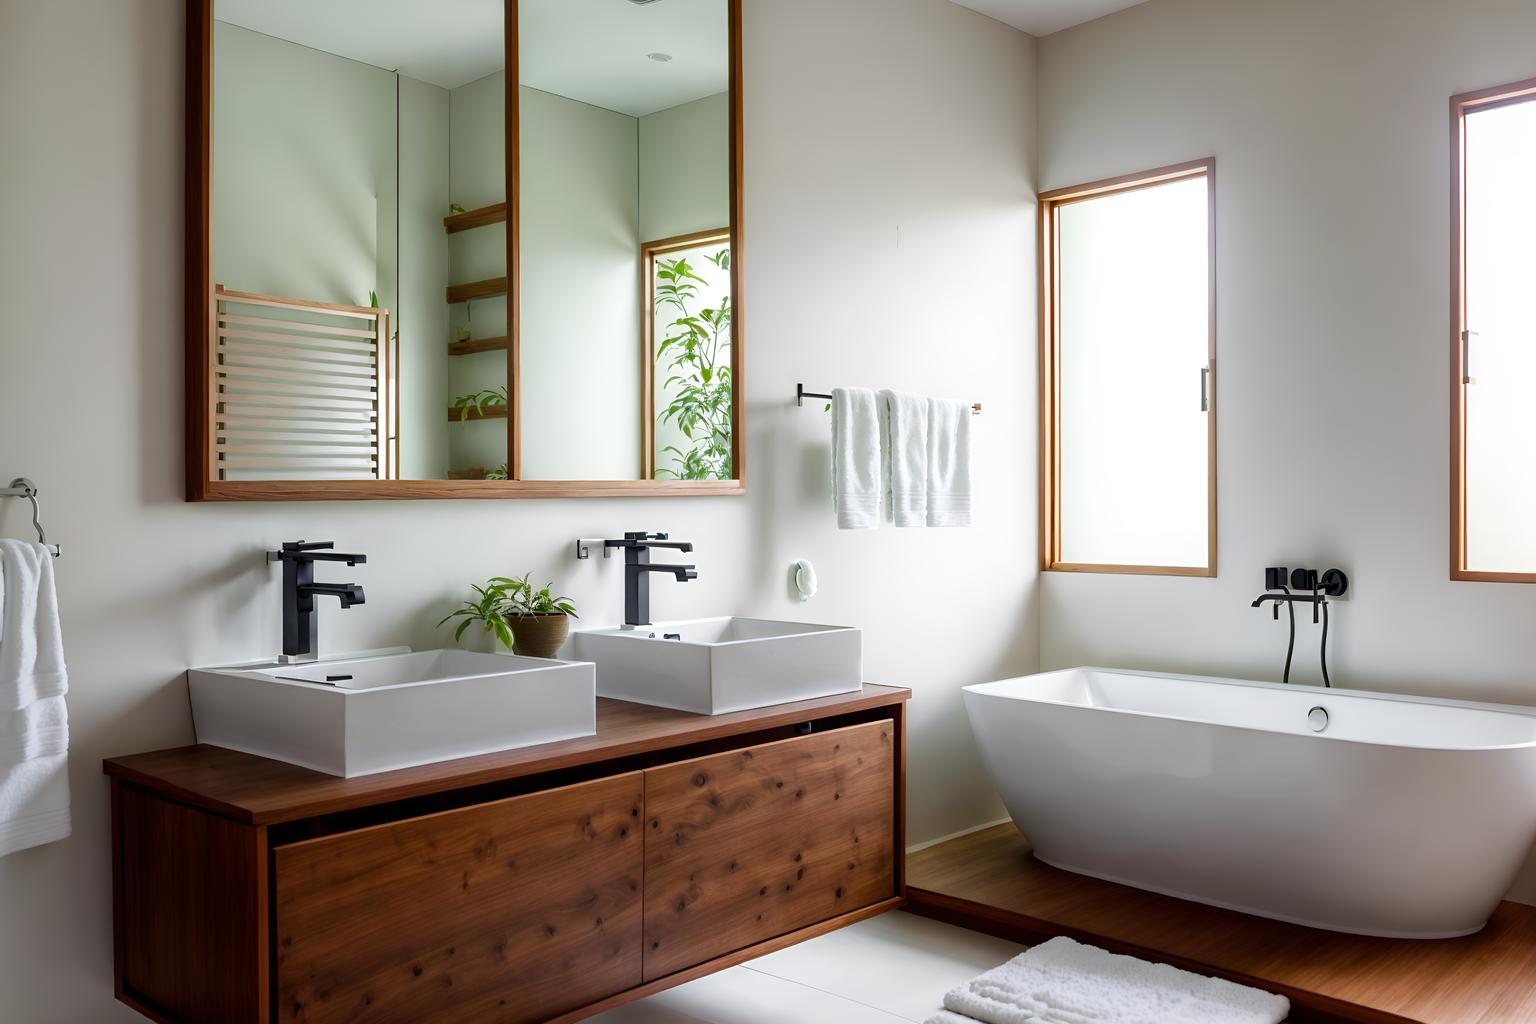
[213,287,395,481]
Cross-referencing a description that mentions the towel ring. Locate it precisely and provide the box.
[3,478,59,556]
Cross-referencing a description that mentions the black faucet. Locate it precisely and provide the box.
[268,540,367,662]
[1251,566,1348,687]
[603,532,697,627]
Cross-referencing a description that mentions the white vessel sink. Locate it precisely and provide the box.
[572,617,862,715]
[188,649,595,777]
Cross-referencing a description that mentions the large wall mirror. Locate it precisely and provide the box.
[186,0,743,500]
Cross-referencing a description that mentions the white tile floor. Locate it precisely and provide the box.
[590,912,1026,1024]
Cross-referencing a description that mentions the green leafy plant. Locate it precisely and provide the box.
[493,573,578,620]
[654,249,733,480]
[485,464,509,481]
[452,385,508,421]
[437,575,578,653]
[437,582,515,650]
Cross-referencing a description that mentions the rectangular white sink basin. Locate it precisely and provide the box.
[572,617,861,715]
[188,649,595,777]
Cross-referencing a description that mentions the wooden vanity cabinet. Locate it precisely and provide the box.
[274,773,645,1024]
[105,686,909,1024]
[643,721,895,980]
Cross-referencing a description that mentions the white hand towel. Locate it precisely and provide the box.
[832,387,881,530]
[880,389,929,527]
[1,540,67,708]
[0,539,71,857]
[926,936,1289,1024]
[927,397,973,527]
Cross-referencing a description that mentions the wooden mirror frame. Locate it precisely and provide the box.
[185,0,745,501]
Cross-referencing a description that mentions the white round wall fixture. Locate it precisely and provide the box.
[794,559,818,602]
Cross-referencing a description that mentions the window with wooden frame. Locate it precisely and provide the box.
[1039,159,1217,576]
[642,228,733,481]
[1452,76,1536,582]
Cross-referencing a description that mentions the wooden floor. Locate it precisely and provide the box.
[906,825,1536,1024]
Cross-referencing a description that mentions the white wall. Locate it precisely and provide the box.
[0,0,1037,1019]
[1036,0,1536,904]
[212,21,394,310]
[399,76,452,480]
[639,92,730,242]
[518,87,643,481]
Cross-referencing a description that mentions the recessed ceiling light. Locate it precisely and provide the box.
[647,52,673,63]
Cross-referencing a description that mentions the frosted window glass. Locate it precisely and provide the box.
[1058,176,1211,568]
[1464,99,1536,573]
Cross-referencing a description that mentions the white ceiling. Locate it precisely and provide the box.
[215,0,727,116]
[520,0,728,118]
[216,0,505,91]
[948,0,1151,36]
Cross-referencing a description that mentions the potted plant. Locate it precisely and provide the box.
[496,573,579,657]
[438,575,579,659]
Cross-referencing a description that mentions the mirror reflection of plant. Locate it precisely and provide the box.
[654,249,732,480]
[452,385,508,421]
[485,464,509,481]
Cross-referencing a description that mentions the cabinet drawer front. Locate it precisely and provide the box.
[274,773,644,1024]
[643,720,896,980]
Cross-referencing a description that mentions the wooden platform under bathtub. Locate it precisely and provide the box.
[906,824,1536,1024]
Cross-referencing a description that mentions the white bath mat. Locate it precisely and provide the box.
[925,936,1289,1024]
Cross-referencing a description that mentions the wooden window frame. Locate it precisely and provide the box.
[1450,75,1536,582]
[1038,158,1218,578]
[640,227,733,480]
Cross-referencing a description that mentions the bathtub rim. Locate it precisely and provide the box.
[964,666,1536,753]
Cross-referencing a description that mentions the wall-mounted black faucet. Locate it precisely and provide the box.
[1251,566,1347,687]
[267,540,367,662]
[603,532,697,627]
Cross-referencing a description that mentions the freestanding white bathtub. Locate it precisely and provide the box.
[964,667,1536,938]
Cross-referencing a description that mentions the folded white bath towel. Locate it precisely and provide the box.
[927,397,973,527]
[832,387,882,530]
[926,936,1289,1024]
[0,539,71,857]
[880,389,929,527]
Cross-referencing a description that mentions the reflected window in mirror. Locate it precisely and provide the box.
[645,230,733,480]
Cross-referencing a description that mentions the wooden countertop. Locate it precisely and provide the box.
[103,685,910,826]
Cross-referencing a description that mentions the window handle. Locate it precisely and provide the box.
[1200,365,1211,412]
[1462,330,1479,385]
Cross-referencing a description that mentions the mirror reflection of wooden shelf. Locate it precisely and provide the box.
[446,277,507,304]
[448,336,510,357]
[443,202,507,234]
[447,405,508,423]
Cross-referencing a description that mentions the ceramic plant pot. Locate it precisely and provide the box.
[508,613,571,659]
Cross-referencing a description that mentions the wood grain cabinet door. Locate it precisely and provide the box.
[273,773,644,1024]
[642,720,896,981]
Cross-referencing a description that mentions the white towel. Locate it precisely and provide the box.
[927,937,1289,1024]
[832,387,882,530]
[0,540,71,857]
[927,397,973,527]
[880,389,929,527]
